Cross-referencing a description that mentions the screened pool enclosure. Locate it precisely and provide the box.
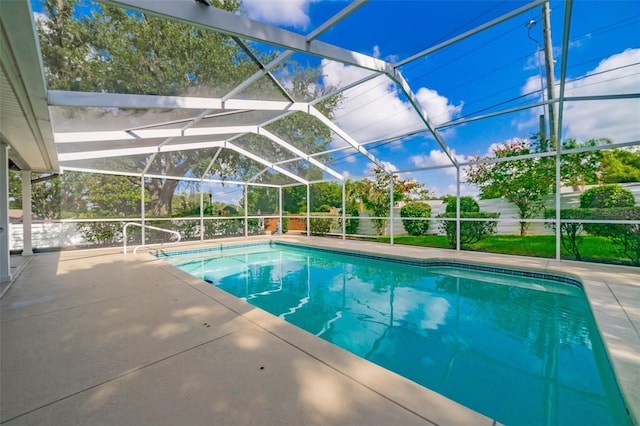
[2,0,639,278]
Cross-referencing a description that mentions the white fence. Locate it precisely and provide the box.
[356,182,640,236]
[9,222,88,251]
[9,183,640,250]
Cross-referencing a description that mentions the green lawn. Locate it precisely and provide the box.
[377,234,632,265]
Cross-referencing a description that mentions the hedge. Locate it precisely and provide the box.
[309,213,340,235]
[545,207,640,264]
[580,184,635,209]
[444,195,479,213]
[437,212,500,247]
[400,202,432,236]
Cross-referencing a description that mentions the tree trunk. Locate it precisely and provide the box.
[147,179,179,216]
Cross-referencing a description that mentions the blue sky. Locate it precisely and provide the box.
[34,0,639,197]
[242,0,639,195]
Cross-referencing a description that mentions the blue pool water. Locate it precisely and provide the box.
[161,243,631,425]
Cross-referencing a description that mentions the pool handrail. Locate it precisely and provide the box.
[123,222,181,254]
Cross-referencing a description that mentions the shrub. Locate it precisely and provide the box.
[222,205,239,215]
[79,222,123,246]
[544,209,588,260]
[586,207,640,266]
[204,218,244,238]
[581,185,637,251]
[309,213,340,235]
[443,195,479,213]
[400,202,432,236]
[579,184,635,209]
[546,207,640,265]
[437,212,500,247]
[146,220,198,242]
[345,205,360,234]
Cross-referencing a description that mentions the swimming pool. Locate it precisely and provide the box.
[160,242,631,425]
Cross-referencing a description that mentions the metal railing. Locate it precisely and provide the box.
[123,222,181,254]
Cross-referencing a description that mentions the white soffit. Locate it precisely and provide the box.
[0,0,57,172]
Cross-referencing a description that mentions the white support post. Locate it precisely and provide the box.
[21,170,32,256]
[389,173,394,245]
[278,187,283,235]
[456,167,461,252]
[1,143,12,282]
[306,184,310,237]
[555,149,561,261]
[140,177,145,246]
[244,184,248,237]
[199,183,204,241]
[342,180,346,240]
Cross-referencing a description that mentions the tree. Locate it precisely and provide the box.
[310,182,343,212]
[31,175,62,220]
[466,139,555,236]
[601,148,640,183]
[560,138,607,189]
[8,171,22,209]
[350,168,429,235]
[37,0,341,216]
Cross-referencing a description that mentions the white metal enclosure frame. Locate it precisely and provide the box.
[1,0,639,261]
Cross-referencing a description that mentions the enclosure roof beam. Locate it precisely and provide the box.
[48,90,305,112]
[60,166,281,188]
[307,106,390,173]
[386,68,459,168]
[256,128,344,181]
[226,142,309,185]
[58,139,309,185]
[227,37,295,103]
[58,141,228,161]
[55,126,261,144]
[221,0,368,103]
[100,0,393,74]
[200,147,224,180]
[395,0,546,67]
[555,0,574,146]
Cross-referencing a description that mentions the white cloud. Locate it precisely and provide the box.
[518,49,639,143]
[519,74,547,132]
[524,51,543,71]
[521,75,544,97]
[445,182,478,197]
[322,59,379,93]
[242,0,315,29]
[359,160,397,176]
[409,149,471,175]
[380,160,398,172]
[562,48,640,143]
[372,45,381,59]
[415,88,463,127]
[321,56,462,144]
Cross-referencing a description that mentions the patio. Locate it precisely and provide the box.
[1,0,639,423]
[2,236,638,425]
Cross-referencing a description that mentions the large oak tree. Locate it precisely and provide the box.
[39,0,340,216]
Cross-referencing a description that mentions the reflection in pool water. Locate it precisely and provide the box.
[167,244,631,426]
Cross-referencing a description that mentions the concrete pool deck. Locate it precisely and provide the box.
[1,235,638,425]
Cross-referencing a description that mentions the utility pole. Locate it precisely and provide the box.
[527,19,548,149]
[542,2,557,149]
